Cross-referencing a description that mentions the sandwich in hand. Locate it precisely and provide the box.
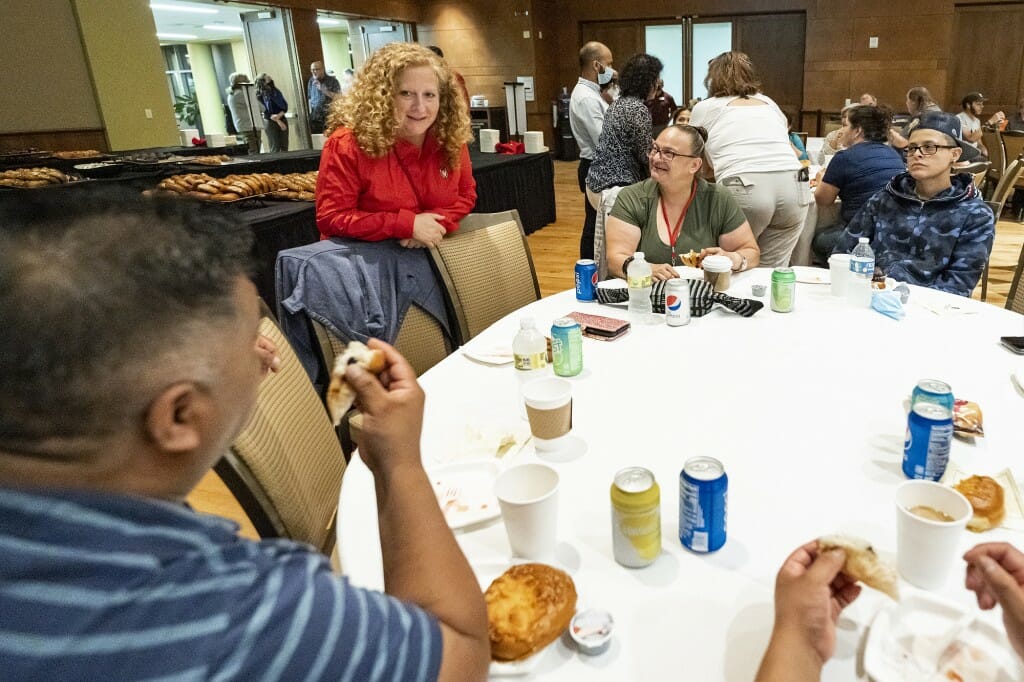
[326,341,386,425]
[818,534,899,600]
[679,250,701,268]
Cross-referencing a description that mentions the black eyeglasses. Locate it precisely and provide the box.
[649,141,700,162]
[906,143,958,156]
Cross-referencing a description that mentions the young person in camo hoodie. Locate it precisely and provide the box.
[834,111,994,298]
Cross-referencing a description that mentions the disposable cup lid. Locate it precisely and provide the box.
[702,255,732,272]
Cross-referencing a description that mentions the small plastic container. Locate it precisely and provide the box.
[569,609,614,655]
[751,284,766,297]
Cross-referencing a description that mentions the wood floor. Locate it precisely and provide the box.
[187,158,1024,537]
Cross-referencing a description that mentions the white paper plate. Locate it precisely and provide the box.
[791,265,830,284]
[864,592,1023,681]
[428,460,502,530]
[462,344,514,366]
[474,560,564,677]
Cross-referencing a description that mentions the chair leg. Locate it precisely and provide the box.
[981,260,989,302]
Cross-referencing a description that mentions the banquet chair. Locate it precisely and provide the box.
[1007,244,1024,314]
[430,210,541,344]
[593,186,624,282]
[979,158,1024,300]
[1001,133,1024,179]
[962,161,990,192]
[982,127,1005,191]
[215,315,347,556]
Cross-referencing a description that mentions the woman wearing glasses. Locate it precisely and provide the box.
[834,112,994,297]
[689,51,810,268]
[605,124,760,280]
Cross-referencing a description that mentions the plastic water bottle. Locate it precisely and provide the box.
[848,237,875,307]
[513,317,547,385]
[627,251,654,324]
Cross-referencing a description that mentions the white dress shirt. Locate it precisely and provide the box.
[570,78,607,161]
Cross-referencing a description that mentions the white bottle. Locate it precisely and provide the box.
[512,317,547,384]
[848,237,875,307]
[627,251,654,324]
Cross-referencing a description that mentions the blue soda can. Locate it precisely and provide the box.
[551,317,583,377]
[911,379,954,412]
[575,259,598,301]
[679,456,728,553]
[902,402,954,480]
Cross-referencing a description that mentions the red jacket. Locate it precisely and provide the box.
[315,127,477,240]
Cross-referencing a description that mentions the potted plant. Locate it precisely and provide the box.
[174,92,203,136]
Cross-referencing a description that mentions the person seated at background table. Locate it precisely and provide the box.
[1008,97,1024,132]
[957,92,1005,158]
[316,42,476,247]
[785,111,810,162]
[0,187,490,680]
[890,86,942,150]
[816,104,857,166]
[672,105,691,126]
[859,92,877,106]
[585,53,664,210]
[605,124,760,280]
[690,51,809,268]
[255,73,289,153]
[756,540,1024,680]
[811,105,906,261]
[834,112,993,297]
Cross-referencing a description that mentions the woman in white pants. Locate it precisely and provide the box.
[690,51,810,268]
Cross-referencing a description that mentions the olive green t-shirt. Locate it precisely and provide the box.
[609,177,747,264]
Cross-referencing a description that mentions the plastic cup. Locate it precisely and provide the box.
[829,254,851,298]
[895,480,971,590]
[311,133,326,150]
[495,463,559,559]
[523,378,572,451]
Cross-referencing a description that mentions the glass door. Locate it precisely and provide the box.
[690,21,732,101]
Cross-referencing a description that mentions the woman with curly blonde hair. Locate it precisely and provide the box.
[316,42,476,246]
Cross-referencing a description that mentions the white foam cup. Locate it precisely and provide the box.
[311,134,326,150]
[829,254,851,298]
[495,463,560,559]
[895,480,971,590]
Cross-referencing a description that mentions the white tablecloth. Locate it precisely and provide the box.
[338,269,1024,681]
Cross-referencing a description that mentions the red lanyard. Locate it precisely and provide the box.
[659,178,698,265]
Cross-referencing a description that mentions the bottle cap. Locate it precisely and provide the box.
[858,237,869,244]
[634,251,645,260]
[520,317,535,329]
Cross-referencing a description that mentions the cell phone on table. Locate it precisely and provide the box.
[1000,336,1024,354]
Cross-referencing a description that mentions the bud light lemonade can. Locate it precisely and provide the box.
[910,379,955,413]
[575,259,598,301]
[611,467,661,567]
[679,457,727,553]
[551,317,583,377]
[665,278,691,326]
[903,402,954,480]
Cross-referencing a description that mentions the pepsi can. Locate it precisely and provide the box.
[911,379,954,413]
[679,456,727,553]
[575,259,598,301]
[665,278,690,326]
[903,402,954,481]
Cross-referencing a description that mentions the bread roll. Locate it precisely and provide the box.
[326,341,386,425]
[954,475,1005,532]
[485,563,577,662]
[818,534,899,600]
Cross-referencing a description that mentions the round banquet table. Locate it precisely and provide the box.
[337,267,1024,681]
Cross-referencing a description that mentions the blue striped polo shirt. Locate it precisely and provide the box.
[0,486,442,681]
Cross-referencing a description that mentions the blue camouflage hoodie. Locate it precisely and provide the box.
[834,172,994,297]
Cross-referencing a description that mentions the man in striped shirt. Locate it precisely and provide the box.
[0,188,489,680]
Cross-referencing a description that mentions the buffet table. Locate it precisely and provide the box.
[337,268,1024,680]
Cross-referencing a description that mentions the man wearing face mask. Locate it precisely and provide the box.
[570,41,614,259]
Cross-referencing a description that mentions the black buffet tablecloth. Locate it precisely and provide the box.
[467,150,555,234]
[235,201,319,307]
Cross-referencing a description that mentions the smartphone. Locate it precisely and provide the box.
[1000,336,1024,354]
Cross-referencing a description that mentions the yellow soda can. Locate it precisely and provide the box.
[611,467,661,568]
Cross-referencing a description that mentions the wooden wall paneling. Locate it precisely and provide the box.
[734,13,806,114]
[578,21,646,72]
[949,4,1024,116]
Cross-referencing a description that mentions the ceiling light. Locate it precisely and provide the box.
[156,32,198,40]
[202,24,243,32]
[150,3,217,14]
[317,17,343,26]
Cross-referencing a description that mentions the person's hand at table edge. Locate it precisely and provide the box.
[412,212,446,248]
[650,263,679,281]
[255,333,281,376]
[755,540,861,682]
[964,542,1024,660]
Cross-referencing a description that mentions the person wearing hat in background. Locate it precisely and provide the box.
[957,92,1005,157]
[833,111,993,297]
